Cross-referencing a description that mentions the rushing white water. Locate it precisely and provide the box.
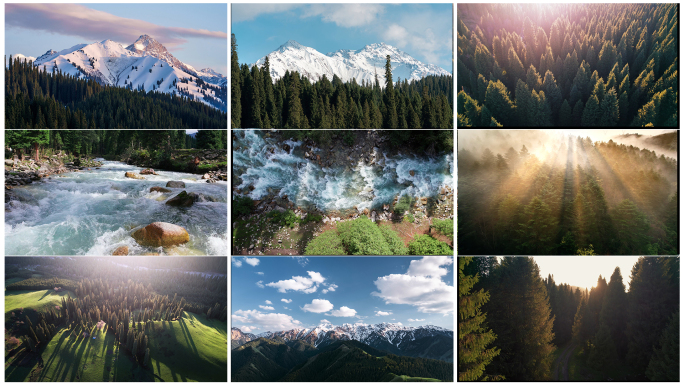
[5,160,227,255]
[233,130,453,211]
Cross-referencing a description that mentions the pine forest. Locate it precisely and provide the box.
[457,4,678,127]
[5,57,227,131]
[231,34,453,129]
[459,256,680,381]
[458,130,678,256]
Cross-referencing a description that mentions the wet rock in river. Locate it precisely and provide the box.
[132,222,190,247]
[125,172,145,180]
[166,181,185,188]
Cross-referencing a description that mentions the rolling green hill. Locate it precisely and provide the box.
[231,337,318,381]
[5,290,76,322]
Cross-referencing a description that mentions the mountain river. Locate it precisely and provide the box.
[5,160,227,255]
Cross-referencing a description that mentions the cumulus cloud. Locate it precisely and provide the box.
[265,300,272,305]
[328,306,357,317]
[232,309,302,332]
[256,272,264,275]
[5,4,226,49]
[408,318,426,322]
[372,256,454,314]
[291,256,309,266]
[302,299,334,313]
[383,24,409,47]
[244,257,260,267]
[232,258,242,267]
[320,319,332,325]
[302,4,385,28]
[281,298,292,303]
[256,280,265,288]
[375,311,392,316]
[266,271,325,293]
[259,305,274,310]
[240,325,256,333]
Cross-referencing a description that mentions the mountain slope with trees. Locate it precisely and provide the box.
[457,3,678,127]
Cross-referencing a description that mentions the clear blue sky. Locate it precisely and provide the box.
[231,3,453,71]
[6,4,227,75]
[231,256,454,334]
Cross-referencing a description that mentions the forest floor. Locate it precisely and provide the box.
[553,342,576,381]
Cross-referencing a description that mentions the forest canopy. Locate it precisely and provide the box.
[457,3,678,127]
[458,130,678,255]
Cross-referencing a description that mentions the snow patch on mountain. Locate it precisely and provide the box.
[252,41,451,87]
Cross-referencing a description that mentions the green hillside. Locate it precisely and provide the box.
[232,338,317,382]
[5,290,76,322]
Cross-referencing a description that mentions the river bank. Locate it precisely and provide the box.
[111,148,228,183]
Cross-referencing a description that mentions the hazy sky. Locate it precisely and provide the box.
[231,256,454,334]
[526,256,643,291]
[6,4,227,75]
[231,3,453,71]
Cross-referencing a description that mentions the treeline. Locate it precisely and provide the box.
[458,137,678,255]
[459,256,680,381]
[457,3,678,126]
[5,57,227,130]
[6,130,226,160]
[231,34,453,128]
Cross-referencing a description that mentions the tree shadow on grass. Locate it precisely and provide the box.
[294,221,325,254]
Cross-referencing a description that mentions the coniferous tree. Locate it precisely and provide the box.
[646,310,679,381]
[598,267,628,358]
[458,257,502,381]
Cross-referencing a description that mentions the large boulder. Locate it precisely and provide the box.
[140,168,157,175]
[165,191,197,207]
[166,181,185,188]
[112,246,129,256]
[150,186,172,193]
[132,222,189,247]
[125,172,145,180]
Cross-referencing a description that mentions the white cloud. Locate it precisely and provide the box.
[244,257,260,267]
[232,258,242,267]
[256,280,265,288]
[265,300,272,305]
[266,271,325,293]
[322,283,338,294]
[291,256,309,266]
[259,305,275,310]
[302,4,384,28]
[375,311,392,316]
[240,325,256,333]
[328,306,357,317]
[408,318,426,322]
[383,24,408,47]
[407,256,452,277]
[256,272,264,275]
[302,299,334,313]
[372,256,454,314]
[281,298,292,303]
[232,309,302,332]
[283,307,289,310]
[232,4,301,23]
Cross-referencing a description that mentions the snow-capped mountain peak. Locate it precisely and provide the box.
[253,41,451,86]
[18,35,226,111]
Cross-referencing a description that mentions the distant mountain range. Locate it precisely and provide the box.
[231,322,453,362]
[12,35,226,111]
[251,40,452,86]
[232,338,453,382]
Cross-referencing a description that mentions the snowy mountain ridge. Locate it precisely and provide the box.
[15,35,226,111]
[252,40,451,87]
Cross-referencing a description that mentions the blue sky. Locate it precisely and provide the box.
[6,4,227,75]
[231,256,454,334]
[232,3,453,71]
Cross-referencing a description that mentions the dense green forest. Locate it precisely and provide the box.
[458,134,678,255]
[6,129,226,160]
[5,57,227,130]
[231,34,453,129]
[233,338,453,382]
[6,257,227,370]
[457,4,678,126]
[458,256,680,381]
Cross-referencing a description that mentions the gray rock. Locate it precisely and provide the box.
[166,181,186,188]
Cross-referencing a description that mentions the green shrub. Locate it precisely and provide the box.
[233,196,254,218]
[431,218,453,238]
[338,216,392,255]
[300,214,323,225]
[342,131,355,146]
[268,209,299,228]
[394,195,414,214]
[379,225,409,255]
[304,231,346,255]
[408,234,452,255]
[404,213,415,223]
